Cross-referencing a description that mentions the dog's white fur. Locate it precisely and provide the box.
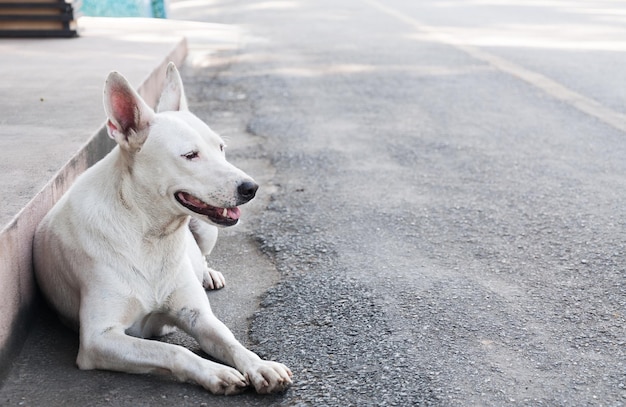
[33,63,292,395]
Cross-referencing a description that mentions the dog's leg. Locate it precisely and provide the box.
[76,291,248,395]
[188,218,225,290]
[189,217,218,255]
[170,281,293,394]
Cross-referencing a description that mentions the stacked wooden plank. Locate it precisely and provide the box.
[0,0,78,37]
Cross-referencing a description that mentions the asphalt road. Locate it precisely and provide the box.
[3,0,625,406]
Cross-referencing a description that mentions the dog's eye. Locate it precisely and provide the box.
[220,144,225,152]
[182,151,199,160]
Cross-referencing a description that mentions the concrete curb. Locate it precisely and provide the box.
[0,38,188,380]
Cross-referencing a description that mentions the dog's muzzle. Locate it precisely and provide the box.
[175,181,258,227]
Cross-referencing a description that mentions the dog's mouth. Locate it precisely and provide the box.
[175,191,240,227]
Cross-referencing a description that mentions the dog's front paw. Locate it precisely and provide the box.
[202,267,225,290]
[200,365,248,395]
[245,360,293,394]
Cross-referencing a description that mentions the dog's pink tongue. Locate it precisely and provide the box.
[227,207,241,220]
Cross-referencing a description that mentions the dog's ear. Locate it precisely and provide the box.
[156,62,189,113]
[103,71,155,153]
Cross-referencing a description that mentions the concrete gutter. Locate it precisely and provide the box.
[0,16,204,379]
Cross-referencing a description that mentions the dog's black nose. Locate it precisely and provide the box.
[237,181,258,202]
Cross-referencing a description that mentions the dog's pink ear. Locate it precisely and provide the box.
[156,62,188,113]
[103,71,155,153]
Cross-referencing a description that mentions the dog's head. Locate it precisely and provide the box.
[103,63,257,227]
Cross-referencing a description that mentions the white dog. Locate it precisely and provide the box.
[33,63,292,395]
